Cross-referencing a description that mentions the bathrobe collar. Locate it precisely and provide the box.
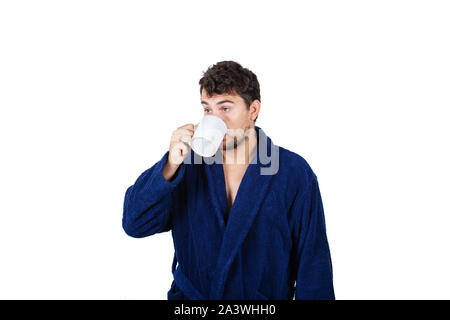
[202,125,278,299]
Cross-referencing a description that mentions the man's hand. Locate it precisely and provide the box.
[163,123,198,181]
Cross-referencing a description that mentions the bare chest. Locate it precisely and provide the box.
[223,165,249,215]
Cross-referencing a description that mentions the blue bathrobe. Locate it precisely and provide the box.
[122,126,335,300]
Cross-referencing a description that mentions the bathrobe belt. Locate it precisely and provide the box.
[172,253,206,300]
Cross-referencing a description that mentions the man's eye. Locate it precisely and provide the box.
[204,109,210,113]
[222,107,229,111]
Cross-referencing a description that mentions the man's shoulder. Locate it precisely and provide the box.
[277,145,317,188]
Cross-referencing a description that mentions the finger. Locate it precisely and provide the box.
[171,134,192,144]
[174,128,195,136]
[169,142,189,164]
[171,130,194,142]
[175,141,189,156]
[171,133,194,144]
[180,135,192,143]
[178,123,195,130]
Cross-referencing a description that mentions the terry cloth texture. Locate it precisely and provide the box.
[123,126,335,300]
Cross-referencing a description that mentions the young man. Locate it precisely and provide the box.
[122,60,335,300]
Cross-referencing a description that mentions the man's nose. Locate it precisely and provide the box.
[209,110,219,117]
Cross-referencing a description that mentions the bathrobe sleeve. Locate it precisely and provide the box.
[292,176,335,300]
[122,151,186,238]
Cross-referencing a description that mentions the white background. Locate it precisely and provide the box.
[1,1,449,299]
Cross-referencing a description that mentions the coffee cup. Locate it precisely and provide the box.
[188,115,227,157]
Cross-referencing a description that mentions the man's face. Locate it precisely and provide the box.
[201,89,256,151]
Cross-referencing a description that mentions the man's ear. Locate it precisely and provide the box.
[250,100,261,121]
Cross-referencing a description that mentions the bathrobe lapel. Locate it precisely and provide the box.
[202,152,227,230]
[204,126,277,299]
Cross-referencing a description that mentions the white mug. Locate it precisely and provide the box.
[188,115,227,157]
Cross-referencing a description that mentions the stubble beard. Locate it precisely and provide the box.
[222,124,252,151]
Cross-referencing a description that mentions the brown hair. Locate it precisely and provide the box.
[199,60,261,122]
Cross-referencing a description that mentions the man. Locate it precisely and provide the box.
[122,60,335,300]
